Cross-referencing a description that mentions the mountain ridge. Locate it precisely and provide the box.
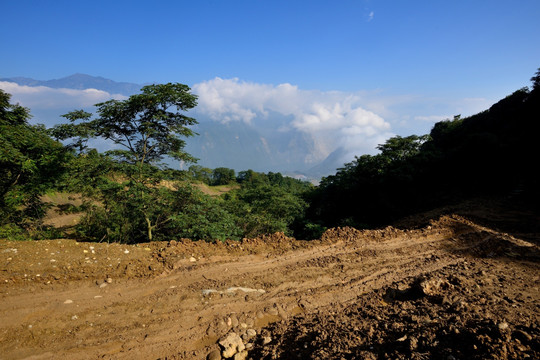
[0,74,345,178]
[1,73,143,95]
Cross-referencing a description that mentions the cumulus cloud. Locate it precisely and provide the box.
[193,78,392,162]
[0,81,127,109]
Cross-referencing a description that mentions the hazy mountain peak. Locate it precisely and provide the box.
[0,74,346,178]
[1,74,141,95]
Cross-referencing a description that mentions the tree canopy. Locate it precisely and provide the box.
[52,83,198,166]
[0,89,69,236]
[2,68,539,242]
[51,83,199,242]
[306,76,540,230]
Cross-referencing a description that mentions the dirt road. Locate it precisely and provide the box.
[1,204,539,359]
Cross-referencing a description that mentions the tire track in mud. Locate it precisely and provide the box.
[1,215,537,359]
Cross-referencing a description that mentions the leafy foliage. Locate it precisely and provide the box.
[211,167,236,185]
[3,68,539,242]
[307,74,540,229]
[187,165,212,184]
[222,171,314,238]
[0,89,69,236]
[52,83,199,242]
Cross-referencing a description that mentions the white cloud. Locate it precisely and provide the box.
[0,81,127,109]
[193,78,392,163]
[414,115,451,123]
[368,11,374,21]
[2,77,493,168]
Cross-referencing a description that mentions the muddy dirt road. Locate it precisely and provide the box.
[1,203,539,359]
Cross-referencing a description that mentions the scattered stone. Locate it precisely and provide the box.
[498,322,509,331]
[207,349,221,360]
[262,336,272,345]
[71,315,78,320]
[123,249,130,254]
[268,308,279,316]
[397,335,408,342]
[226,287,265,294]
[409,336,418,350]
[233,350,248,360]
[202,289,219,296]
[106,277,113,284]
[99,282,108,288]
[189,257,197,262]
[246,329,257,338]
[64,299,73,304]
[219,332,245,358]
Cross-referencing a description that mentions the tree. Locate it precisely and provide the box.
[0,89,68,234]
[376,135,430,163]
[53,83,198,166]
[53,83,198,242]
[211,167,236,185]
[188,164,212,184]
[531,67,540,90]
[224,180,309,238]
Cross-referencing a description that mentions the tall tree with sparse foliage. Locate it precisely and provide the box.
[52,83,198,242]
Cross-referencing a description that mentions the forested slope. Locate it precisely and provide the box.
[306,76,540,231]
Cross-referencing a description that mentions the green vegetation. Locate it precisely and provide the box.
[1,83,313,242]
[50,83,200,242]
[305,77,540,230]
[0,90,70,238]
[1,69,538,242]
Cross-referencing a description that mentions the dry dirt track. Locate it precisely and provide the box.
[1,207,539,359]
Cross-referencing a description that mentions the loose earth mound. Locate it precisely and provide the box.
[0,201,538,359]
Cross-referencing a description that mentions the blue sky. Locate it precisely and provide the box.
[3,0,538,93]
[2,0,539,163]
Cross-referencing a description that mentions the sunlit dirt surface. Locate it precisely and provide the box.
[1,201,538,359]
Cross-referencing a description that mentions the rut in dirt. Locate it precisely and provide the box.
[0,214,539,360]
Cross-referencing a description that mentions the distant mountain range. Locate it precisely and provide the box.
[1,74,345,179]
[185,118,331,177]
[0,73,142,95]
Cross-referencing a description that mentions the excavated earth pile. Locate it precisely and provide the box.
[0,204,539,359]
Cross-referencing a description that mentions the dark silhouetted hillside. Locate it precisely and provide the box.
[307,77,540,230]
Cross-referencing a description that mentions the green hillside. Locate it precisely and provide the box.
[1,70,539,242]
[306,72,540,230]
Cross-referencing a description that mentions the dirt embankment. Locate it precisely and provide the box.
[0,203,539,359]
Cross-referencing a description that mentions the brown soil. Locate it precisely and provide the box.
[192,183,240,197]
[0,201,539,359]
